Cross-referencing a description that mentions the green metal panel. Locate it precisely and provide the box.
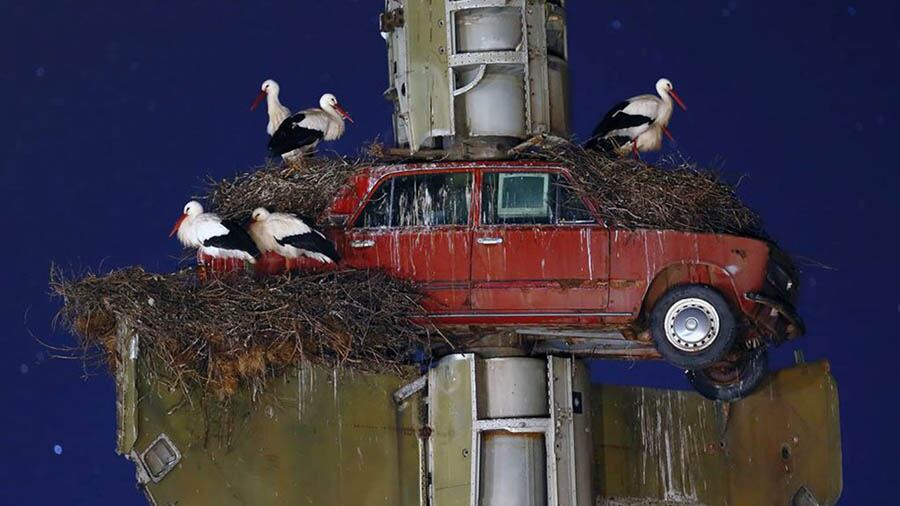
[403,0,453,149]
[592,361,842,506]
[726,361,842,506]
[428,354,476,506]
[113,324,839,506]
[132,361,423,506]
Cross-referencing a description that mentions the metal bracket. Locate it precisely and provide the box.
[139,433,182,483]
[379,8,404,33]
[453,64,486,96]
[393,374,427,404]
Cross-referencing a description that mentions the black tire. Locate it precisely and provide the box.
[687,349,769,402]
[649,284,737,370]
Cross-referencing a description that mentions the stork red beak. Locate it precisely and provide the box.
[250,89,267,111]
[169,213,187,238]
[669,89,687,111]
[334,103,353,123]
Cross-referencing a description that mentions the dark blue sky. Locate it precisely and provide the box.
[1,1,896,503]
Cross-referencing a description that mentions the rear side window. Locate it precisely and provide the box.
[481,172,595,225]
[355,172,472,228]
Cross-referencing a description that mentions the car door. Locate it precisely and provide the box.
[471,169,609,312]
[343,169,473,312]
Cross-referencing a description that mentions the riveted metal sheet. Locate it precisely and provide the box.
[132,359,423,506]
[592,361,841,505]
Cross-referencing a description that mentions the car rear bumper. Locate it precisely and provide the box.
[744,292,805,341]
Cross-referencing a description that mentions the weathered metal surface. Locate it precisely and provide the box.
[131,361,423,506]
[114,329,839,506]
[428,354,477,505]
[385,0,453,151]
[384,1,570,155]
[592,360,842,505]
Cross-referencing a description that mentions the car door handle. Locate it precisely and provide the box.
[351,239,375,249]
[476,237,503,245]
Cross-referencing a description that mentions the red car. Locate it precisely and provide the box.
[264,160,803,401]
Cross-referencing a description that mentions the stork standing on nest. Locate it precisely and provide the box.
[250,80,353,161]
[249,207,340,264]
[585,78,687,159]
[170,201,259,263]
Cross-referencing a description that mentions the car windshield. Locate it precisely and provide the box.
[356,172,472,228]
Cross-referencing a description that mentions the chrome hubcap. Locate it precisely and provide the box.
[664,298,719,352]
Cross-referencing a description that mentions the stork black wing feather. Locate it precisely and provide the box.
[589,100,654,139]
[203,220,260,257]
[268,112,325,156]
[277,231,341,262]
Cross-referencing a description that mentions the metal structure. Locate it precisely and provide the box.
[113,331,842,505]
[427,355,592,506]
[382,0,570,157]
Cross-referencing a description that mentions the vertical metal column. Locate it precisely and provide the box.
[382,0,571,157]
[426,354,593,506]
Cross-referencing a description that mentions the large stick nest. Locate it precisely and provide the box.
[51,266,430,400]
[205,143,765,238]
[207,156,372,221]
[532,145,765,238]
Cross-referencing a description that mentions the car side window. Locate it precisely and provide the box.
[355,172,472,228]
[481,172,595,225]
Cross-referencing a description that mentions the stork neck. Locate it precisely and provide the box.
[657,94,674,124]
[323,111,345,141]
[266,94,290,134]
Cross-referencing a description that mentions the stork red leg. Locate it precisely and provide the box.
[632,141,640,160]
[663,126,675,142]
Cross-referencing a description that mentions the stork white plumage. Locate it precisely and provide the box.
[585,78,687,159]
[249,207,340,264]
[250,79,291,135]
[170,201,259,263]
[250,80,353,160]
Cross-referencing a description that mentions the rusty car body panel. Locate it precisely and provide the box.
[257,160,801,349]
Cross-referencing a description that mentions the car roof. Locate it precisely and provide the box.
[362,159,567,178]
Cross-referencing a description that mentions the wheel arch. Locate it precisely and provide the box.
[639,262,743,320]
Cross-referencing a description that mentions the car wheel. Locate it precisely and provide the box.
[650,284,737,370]
[687,349,769,402]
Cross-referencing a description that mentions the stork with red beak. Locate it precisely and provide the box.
[585,78,687,159]
[249,207,340,264]
[250,80,353,160]
[170,201,259,263]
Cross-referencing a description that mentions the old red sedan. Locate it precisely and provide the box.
[260,159,803,401]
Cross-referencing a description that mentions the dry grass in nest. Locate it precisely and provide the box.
[51,266,430,400]
[522,145,765,238]
[204,142,764,238]
[206,156,372,221]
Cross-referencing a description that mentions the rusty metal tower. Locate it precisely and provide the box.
[381,0,570,158]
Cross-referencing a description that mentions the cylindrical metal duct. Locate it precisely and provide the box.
[455,7,522,53]
[479,433,547,506]
[477,357,548,506]
[458,65,526,138]
[477,358,548,418]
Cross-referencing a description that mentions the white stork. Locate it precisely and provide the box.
[585,78,687,159]
[250,80,352,160]
[248,207,340,264]
[250,79,291,135]
[170,201,259,263]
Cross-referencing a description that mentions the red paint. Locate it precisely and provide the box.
[196,252,252,281]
